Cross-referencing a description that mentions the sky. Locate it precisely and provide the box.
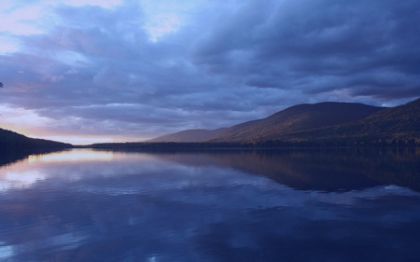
[0,0,419,144]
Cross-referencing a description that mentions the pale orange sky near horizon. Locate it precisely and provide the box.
[1,0,419,144]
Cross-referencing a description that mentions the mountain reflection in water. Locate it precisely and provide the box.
[0,148,419,261]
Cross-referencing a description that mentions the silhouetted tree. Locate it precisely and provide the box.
[0,82,3,88]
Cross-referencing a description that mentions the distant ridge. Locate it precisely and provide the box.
[207,102,386,142]
[90,98,420,149]
[148,128,227,142]
[0,128,72,150]
[284,98,420,145]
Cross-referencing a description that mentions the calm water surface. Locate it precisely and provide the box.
[0,148,419,261]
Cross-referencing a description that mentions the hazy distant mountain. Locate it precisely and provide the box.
[208,102,385,142]
[0,128,72,150]
[148,128,227,142]
[285,98,420,145]
[92,98,420,148]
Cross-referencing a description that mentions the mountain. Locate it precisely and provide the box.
[0,128,72,150]
[148,128,227,142]
[92,98,420,149]
[284,98,420,145]
[208,102,386,142]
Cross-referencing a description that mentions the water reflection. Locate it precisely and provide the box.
[143,148,420,192]
[0,149,419,261]
[27,149,113,163]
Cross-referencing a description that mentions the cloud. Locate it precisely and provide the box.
[189,0,420,98]
[0,0,419,141]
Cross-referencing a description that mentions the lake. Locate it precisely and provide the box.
[0,148,419,261]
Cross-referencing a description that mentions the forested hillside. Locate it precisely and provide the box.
[0,128,72,150]
[208,102,385,142]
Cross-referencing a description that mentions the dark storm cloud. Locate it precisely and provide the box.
[190,0,420,99]
[1,0,419,139]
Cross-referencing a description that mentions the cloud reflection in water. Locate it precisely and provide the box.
[0,149,419,261]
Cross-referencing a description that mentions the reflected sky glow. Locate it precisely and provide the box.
[0,149,419,261]
[27,149,114,163]
[0,150,114,190]
[0,168,46,191]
